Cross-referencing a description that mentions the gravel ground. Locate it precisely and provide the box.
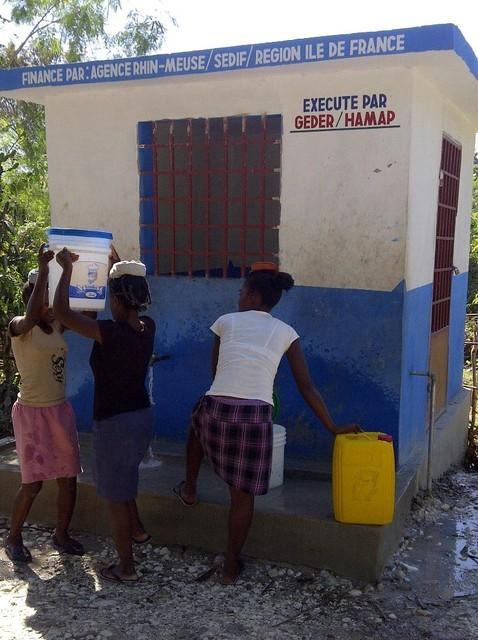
[1,470,478,640]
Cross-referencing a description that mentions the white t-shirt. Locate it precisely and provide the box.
[206,310,299,405]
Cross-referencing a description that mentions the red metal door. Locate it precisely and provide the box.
[429,136,461,415]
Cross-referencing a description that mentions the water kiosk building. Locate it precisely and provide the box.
[1,23,477,578]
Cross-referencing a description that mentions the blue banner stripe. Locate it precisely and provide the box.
[0,24,476,92]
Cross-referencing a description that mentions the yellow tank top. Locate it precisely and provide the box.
[10,322,68,407]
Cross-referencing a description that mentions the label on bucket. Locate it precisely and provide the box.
[69,261,108,301]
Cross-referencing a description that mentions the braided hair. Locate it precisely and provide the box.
[108,274,151,311]
[245,269,294,309]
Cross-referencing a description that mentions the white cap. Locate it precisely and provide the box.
[27,268,39,285]
[109,260,146,279]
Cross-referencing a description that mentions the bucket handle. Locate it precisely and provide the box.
[356,431,393,442]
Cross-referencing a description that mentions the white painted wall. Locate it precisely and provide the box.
[44,64,412,291]
[280,69,410,291]
[405,70,476,292]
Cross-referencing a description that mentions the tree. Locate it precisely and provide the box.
[0,149,48,431]
[467,154,478,311]
[0,0,174,432]
[1,1,172,65]
[1,1,173,179]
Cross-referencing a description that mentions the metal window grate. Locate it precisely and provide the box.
[138,115,282,277]
[431,136,461,333]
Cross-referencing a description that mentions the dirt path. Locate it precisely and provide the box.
[1,470,477,639]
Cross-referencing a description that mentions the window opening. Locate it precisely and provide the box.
[138,114,282,277]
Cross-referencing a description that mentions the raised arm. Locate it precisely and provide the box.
[9,244,53,337]
[286,339,360,435]
[53,248,102,343]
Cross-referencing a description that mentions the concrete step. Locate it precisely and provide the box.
[0,434,417,582]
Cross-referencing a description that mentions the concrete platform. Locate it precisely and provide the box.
[417,389,470,489]
[0,434,417,582]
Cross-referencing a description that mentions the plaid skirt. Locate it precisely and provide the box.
[191,396,273,495]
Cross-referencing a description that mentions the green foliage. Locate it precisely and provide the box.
[0,151,48,317]
[0,149,48,429]
[467,155,478,312]
[0,0,171,179]
[465,155,478,469]
[0,0,172,433]
[110,10,170,57]
[3,0,140,65]
[0,0,172,297]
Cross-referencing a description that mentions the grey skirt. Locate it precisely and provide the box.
[92,407,153,502]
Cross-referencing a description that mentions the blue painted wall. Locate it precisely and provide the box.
[398,283,433,464]
[448,272,468,401]
[65,274,469,466]
[66,277,404,463]
[398,273,468,464]
[271,282,403,460]
[65,330,94,429]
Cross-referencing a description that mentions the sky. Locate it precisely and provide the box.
[1,0,477,151]
[123,0,478,155]
[126,0,478,56]
[1,0,477,58]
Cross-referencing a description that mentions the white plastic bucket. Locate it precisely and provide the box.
[269,424,287,490]
[47,227,113,310]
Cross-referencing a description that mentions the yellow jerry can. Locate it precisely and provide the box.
[332,432,395,525]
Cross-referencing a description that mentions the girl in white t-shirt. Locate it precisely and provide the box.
[174,264,360,584]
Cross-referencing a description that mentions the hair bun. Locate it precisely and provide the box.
[274,272,294,291]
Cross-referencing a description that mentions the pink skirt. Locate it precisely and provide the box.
[12,400,82,484]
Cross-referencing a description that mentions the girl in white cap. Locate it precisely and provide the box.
[53,248,155,583]
[4,244,83,564]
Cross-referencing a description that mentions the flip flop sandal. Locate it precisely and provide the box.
[194,566,217,583]
[132,533,152,545]
[99,564,140,584]
[52,535,85,556]
[4,542,32,564]
[172,481,198,507]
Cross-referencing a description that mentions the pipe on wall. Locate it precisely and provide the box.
[410,370,437,495]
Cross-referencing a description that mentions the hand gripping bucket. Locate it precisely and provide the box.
[47,228,113,310]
